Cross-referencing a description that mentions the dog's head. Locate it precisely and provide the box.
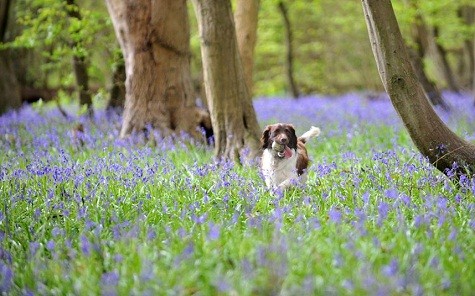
[261,123,298,151]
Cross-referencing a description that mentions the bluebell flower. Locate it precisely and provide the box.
[328,207,342,224]
[0,262,13,293]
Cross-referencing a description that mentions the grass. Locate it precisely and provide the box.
[1,92,475,295]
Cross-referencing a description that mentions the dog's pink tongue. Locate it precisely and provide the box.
[284,146,292,158]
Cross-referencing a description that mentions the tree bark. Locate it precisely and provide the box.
[361,0,475,178]
[106,0,204,139]
[66,0,93,115]
[0,0,21,114]
[234,0,259,96]
[278,1,299,98]
[191,0,261,162]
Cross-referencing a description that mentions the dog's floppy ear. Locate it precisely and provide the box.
[261,125,272,149]
[287,124,298,149]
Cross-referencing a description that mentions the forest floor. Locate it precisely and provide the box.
[1,92,474,294]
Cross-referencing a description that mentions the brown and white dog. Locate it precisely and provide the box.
[260,124,321,190]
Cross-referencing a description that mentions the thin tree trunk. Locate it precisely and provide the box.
[66,0,93,115]
[106,0,204,140]
[234,0,259,96]
[361,0,475,178]
[458,7,474,89]
[72,56,93,114]
[432,26,461,93]
[408,14,449,111]
[408,47,449,111]
[191,0,261,162]
[278,1,299,98]
[473,28,475,103]
[107,58,126,110]
[0,0,21,114]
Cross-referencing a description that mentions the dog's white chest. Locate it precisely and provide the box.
[261,149,298,189]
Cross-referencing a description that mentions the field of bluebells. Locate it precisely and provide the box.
[1,92,475,295]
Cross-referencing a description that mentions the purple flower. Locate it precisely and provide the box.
[192,213,208,224]
[384,188,398,199]
[0,262,13,293]
[147,228,157,240]
[328,207,342,224]
[382,258,399,277]
[400,194,411,206]
[80,235,91,256]
[207,223,221,241]
[101,271,119,296]
[378,201,390,224]
[46,240,55,252]
[362,192,370,205]
[52,227,63,237]
[214,276,231,293]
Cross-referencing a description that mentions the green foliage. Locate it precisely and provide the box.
[5,0,117,89]
[253,0,382,95]
[2,0,474,97]
[393,0,475,49]
[253,0,475,95]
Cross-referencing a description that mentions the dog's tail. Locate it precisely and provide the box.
[298,126,321,143]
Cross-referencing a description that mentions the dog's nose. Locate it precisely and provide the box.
[279,137,288,144]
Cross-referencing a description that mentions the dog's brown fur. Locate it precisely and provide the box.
[261,123,310,175]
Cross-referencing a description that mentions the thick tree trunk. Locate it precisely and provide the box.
[66,0,93,115]
[0,0,21,114]
[234,0,259,96]
[278,1,299,99]
[191,0,261,162]
[106,0,203,139]
[361,0,475,178]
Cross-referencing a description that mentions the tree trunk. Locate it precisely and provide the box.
[107,57,126,110]
[71,55,93,114]
[66,0,93,115]
[0,0,21,114]
[458,7,474,89]
[408,47,449,111]
[361,0,475,178]
[105,0,203,139]
[432,26,461,93]
[234,0,259,96]
[0,50,21,114]
[191,0,261,162]
[278,1,299,98]
[408,14,449,111]
[473,28,475,103]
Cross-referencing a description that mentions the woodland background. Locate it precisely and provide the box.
[3,1,475,293]
[1,0,474,110]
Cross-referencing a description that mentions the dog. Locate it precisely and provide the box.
[260,123,321,190]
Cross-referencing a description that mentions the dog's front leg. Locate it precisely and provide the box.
[277,178,294,190]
